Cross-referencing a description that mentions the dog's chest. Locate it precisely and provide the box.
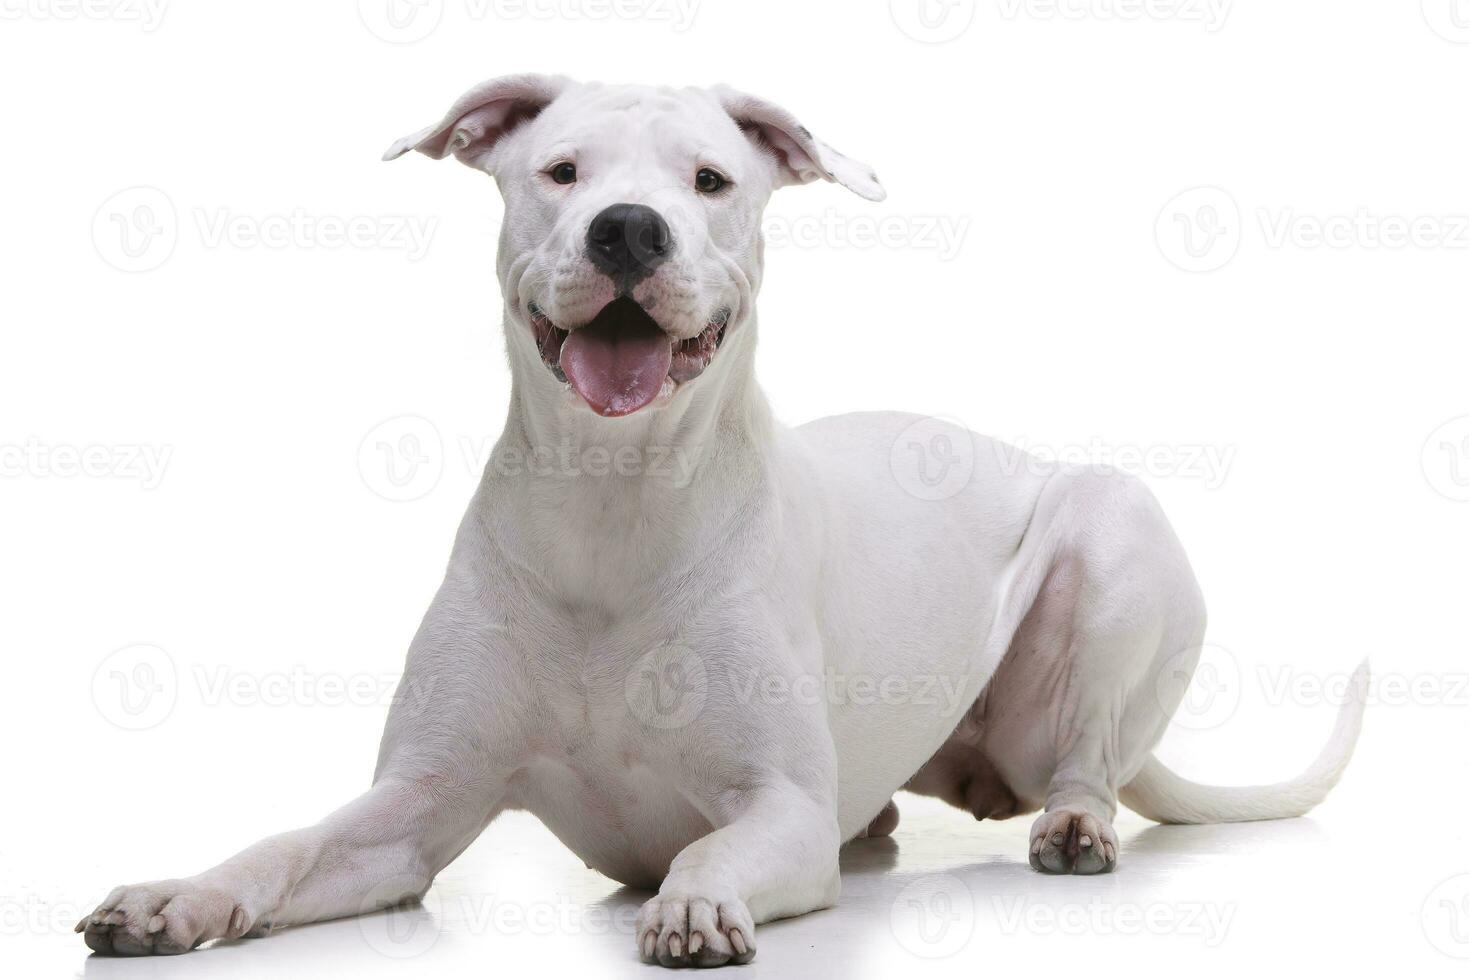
[503,616,714,885]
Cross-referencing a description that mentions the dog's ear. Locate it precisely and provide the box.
[713,85,884,202]
[383,73,572,170]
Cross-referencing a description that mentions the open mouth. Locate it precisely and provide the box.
[529,298,730,417]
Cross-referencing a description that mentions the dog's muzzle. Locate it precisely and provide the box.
[530,298,729,418]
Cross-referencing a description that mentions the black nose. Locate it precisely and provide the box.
[586,203,671,283]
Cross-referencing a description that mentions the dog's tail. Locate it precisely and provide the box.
[1118,660,1369,825]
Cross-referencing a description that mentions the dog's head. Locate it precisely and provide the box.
[386,75,882,419]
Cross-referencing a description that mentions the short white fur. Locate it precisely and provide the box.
[78,75,1366,967]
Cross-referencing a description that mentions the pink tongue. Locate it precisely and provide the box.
[559,298,672,418]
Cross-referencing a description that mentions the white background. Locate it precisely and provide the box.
[2,0,1467,976]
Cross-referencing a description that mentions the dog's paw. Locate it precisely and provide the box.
[76,879,256,955]
[1028,808,1118,875]
[635,891,755,967]
[859,798,900,838]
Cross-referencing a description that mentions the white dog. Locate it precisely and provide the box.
[79,75,1367,967]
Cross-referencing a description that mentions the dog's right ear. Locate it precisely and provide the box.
[383,73,571,170]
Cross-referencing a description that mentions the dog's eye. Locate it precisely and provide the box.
[550,162,577,185]
[694,168,728,193]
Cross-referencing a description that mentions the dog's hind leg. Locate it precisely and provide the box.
[1023,626,1142,875]
[974,468,1207,874]
[1026,607,1208,873]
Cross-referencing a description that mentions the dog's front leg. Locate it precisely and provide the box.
[79,575,516,955]
[635,701,840,967]
[80,769,501,955]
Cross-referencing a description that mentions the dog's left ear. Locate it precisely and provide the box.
[383,73,572,170]
[713,85,885,202]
